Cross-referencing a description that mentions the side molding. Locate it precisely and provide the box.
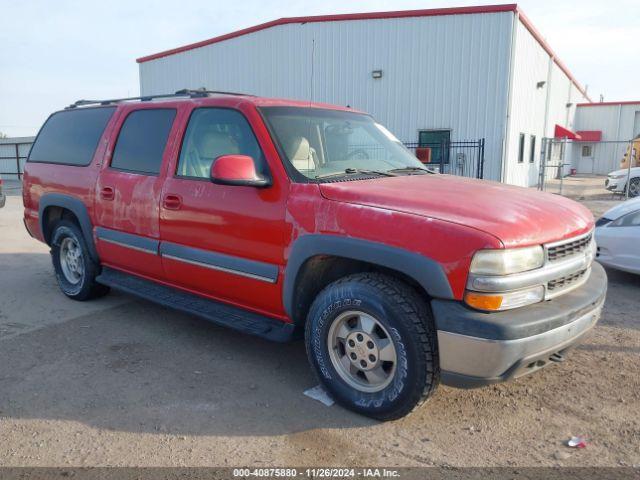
[95,227,159,255]
[160,241,279,283]
[283,235,454,318]
[39,193,99,262]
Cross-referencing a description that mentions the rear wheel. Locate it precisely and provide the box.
[51,220,109,301]
[305,273,439,420]
[628,177,639,198]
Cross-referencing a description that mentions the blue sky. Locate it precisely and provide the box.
[1,0,638,137]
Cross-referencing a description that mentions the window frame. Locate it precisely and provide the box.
[174,106,269,183]
[581,145,593,157]
[529,135,536,164]
[109,107,177,176]
[517,133,525,164]
[27,106,116,167]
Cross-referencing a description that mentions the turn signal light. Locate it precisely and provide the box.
[464,286,545,311]
[464,292,503,311]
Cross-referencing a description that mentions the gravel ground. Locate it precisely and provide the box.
[0,179,638,467]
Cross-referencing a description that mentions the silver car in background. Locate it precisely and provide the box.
[595,197,640,274]
[605,167,640,198]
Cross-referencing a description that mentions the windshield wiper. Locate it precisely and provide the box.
[315,168,397,180]
[387,166,432,174]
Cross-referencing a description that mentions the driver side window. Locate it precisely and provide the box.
[177,108,265,179]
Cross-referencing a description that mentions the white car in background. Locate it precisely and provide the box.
[595,197,640,274]
[605,167,640,197]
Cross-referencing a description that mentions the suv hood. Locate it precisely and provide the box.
[319,175,593,247]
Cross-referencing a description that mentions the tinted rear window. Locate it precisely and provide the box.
[28,107,116,166]
[110,109,176,175]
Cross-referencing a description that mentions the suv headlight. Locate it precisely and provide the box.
[466,246,545,311]
[469,246,544,276]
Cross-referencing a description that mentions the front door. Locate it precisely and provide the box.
[159,106,288,317]
[578,144,595,174]
[94,106,179,280]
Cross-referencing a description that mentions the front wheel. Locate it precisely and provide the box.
[51,220,109,301]
[305,273,439,420]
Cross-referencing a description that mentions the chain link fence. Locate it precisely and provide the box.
[538,137,639,199]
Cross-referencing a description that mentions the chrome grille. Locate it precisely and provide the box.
[547,269,588,292]
[546,233,592,262]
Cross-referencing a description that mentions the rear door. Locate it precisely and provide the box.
[94,105,181,280]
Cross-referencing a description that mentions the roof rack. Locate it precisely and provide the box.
[65,88,253,109]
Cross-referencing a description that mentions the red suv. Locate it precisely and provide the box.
[23,90,607,420]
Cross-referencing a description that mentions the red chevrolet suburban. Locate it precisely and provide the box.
[23,90,607,420]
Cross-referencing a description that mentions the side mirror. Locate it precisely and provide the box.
[210,155,270,187]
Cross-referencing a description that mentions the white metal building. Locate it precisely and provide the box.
[571,101,640,175]
[137,4,591,186]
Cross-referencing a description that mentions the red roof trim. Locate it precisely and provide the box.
[577,101,640,107]
[135,3,589,101]
[136,4,518,63]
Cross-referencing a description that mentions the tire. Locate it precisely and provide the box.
[628,177,639,198]
[50,220,109,301]
[305,272,439,421]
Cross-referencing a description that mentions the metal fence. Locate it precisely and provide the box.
[403,139,485,179]
[0,139,33,180]
[538,137,638,198]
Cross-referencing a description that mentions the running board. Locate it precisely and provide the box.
[96,267,294,342]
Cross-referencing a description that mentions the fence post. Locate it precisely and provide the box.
[15,143,21,180]
[538,138,546,191]
[625,139,633,199]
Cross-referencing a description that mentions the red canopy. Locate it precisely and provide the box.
[576,130,602,142]
[554,124,582,140]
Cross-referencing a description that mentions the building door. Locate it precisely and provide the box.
[578,144,595,174]
[418,130,450,165]
[633,111,640,137]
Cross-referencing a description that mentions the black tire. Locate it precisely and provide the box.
[50,220,109,301]
[305,272,439,421]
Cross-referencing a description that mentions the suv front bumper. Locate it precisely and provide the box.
[432,261,607,388]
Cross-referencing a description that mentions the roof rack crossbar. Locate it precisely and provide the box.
[65,88,253,109]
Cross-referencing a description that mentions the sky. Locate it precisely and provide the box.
[1,0,638,137]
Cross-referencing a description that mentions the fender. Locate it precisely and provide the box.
[39,193,99,262]
[283,234,454,318]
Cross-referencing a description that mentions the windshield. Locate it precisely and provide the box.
[260,107,427,180]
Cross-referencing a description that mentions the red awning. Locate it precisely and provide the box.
[554,124,582,140]
[576,130,602,142]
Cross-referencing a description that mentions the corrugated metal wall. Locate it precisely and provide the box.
[140,12,514,181]
[573,103,640,174]
[504,19,590,186]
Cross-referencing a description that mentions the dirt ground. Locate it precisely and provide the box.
[0,178,638,468]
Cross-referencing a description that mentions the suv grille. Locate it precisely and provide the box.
[547,233,592,262]
[547,269,588,292]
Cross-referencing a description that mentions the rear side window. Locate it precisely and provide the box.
[110,109,176,175]
[28,107,116,166]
